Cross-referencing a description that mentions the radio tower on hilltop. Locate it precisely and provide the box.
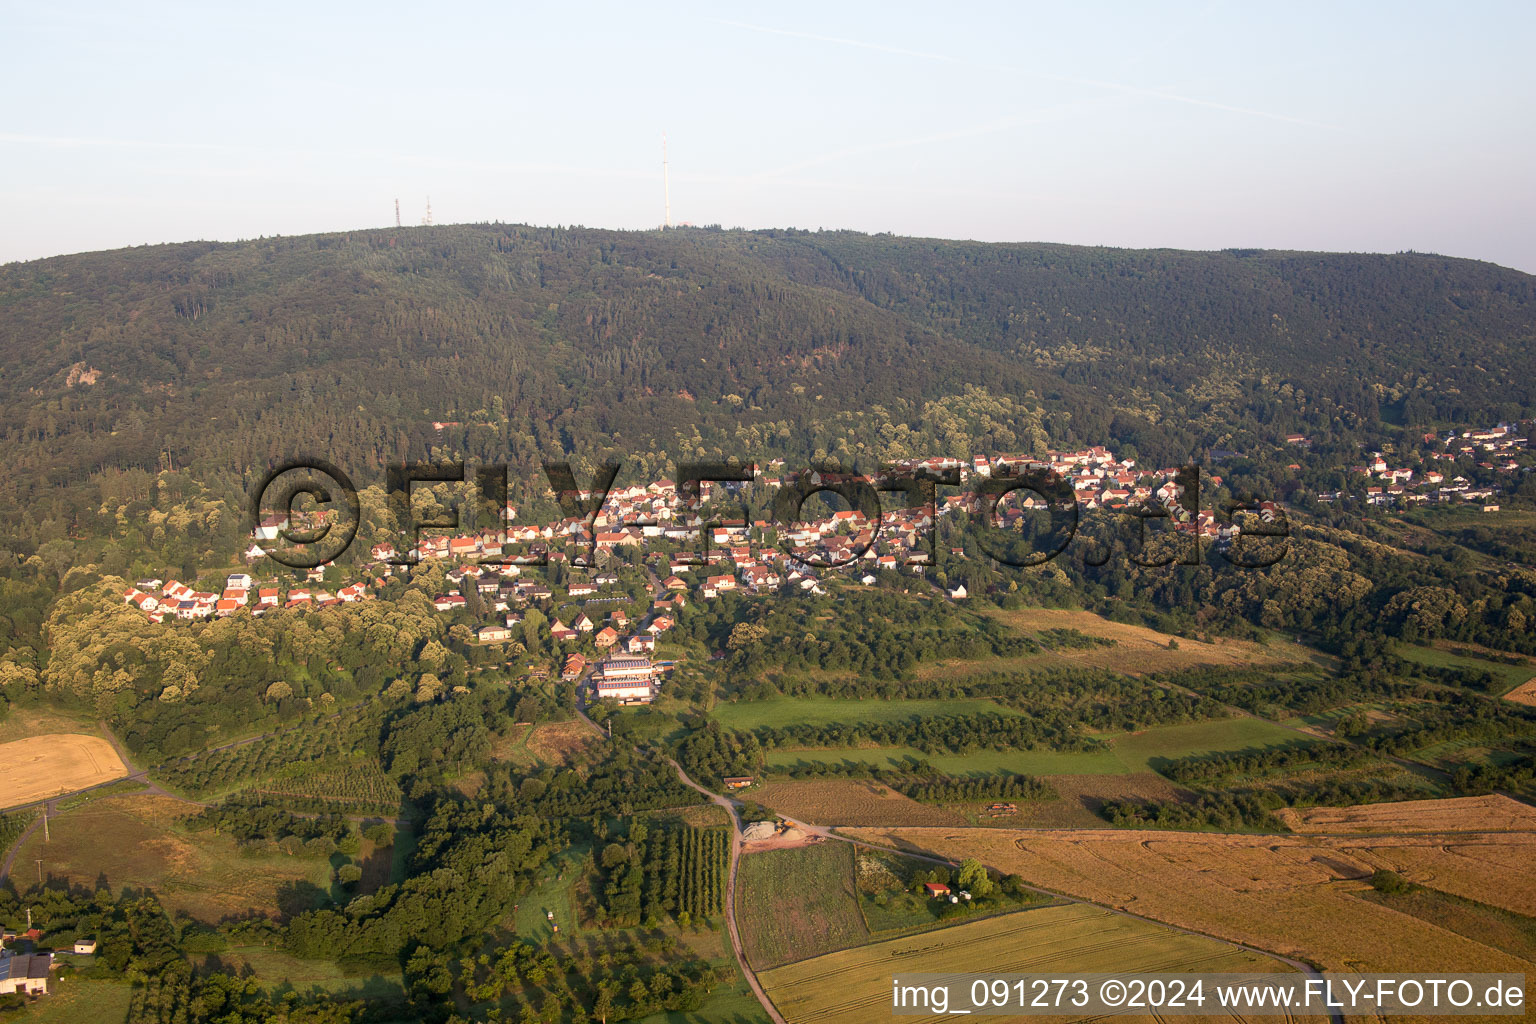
[394,198,401,228]
[662,133,671,230]
[422,197,433,227]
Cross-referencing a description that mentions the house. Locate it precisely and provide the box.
[561,654,586,681]
[433,594,467,612]
[478,625,513,643]
[625,634,656,654]
[550,621,577,642]
[948,584,968,599]
[723,776,755,790]
[923,882,951,899]
[594,626,620,649]
[0,951,49,995]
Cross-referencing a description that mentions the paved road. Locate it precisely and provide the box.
[571,694,787,1024]
[666,759,788,1024]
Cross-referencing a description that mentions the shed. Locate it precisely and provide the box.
[924,882,951,898]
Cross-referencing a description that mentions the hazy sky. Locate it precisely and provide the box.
[5,1,1535,271]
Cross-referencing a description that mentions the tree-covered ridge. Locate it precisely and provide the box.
[2,224,1533,559]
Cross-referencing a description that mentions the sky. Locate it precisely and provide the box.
[4,1,1535,272]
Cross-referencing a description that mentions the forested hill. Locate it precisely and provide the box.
[1,224,1532,547]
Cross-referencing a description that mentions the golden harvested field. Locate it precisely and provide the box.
[845,825,1536,979]
[751,779,964,827]
[1276,794,1536,834]
[526,721,601,765]
[759,903,1302,1024]
[1503,678,1536,707]
[15,793,334,923]
[0,733,128,809]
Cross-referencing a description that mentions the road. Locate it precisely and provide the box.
[571,689,789,1024]
[666,758,789,1024]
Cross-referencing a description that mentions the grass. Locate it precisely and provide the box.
[852,846,1058,934]
[711,696,1025,731]
[13,793,334,924]
[1395,642,1536,693]
[510,844,590,942]
[204,946,406,999]
[766,715,1312,778]
[736,842,869,969]
[0,734,129,810]
[759,903,1291,1024]
[1358,885,1536,963]
[636,967,771,1024]
[14,979,134,1024]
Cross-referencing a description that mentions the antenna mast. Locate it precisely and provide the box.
[662,133,671,230]
[395,198,401,228]
[422,197,433,227]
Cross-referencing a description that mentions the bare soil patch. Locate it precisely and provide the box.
[525,721,601,765]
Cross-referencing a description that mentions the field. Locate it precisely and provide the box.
[201,947,406,1000]
[736,842,869,969]
[844,825,1536,978]
[1503,678,1536,707]
[1395,642,1536,694]
[969,606,1303,674]
[711,696,1024,730]
[1276,794,1536,834]
[766,716,1310,782]
[759,903,1301,1024]
[1003,771,1187,828]
[0,733,129,809]
[13,793,335,923]
[750,779,964,827]
[525,720,601,765]
[0,706,105,745]
[14,979,134,1024]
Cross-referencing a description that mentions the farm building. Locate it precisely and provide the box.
[598,655,655,684]
[924,882,951,898]
[0,952,50,995]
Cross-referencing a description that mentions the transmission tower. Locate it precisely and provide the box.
[395,198,401,227]
[662,134,671,230]
[422,196,433,227]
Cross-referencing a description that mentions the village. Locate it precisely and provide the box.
[1317,422,1531,510]
[117,431,1531,708]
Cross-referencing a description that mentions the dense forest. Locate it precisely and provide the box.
[1,224,1533,563]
